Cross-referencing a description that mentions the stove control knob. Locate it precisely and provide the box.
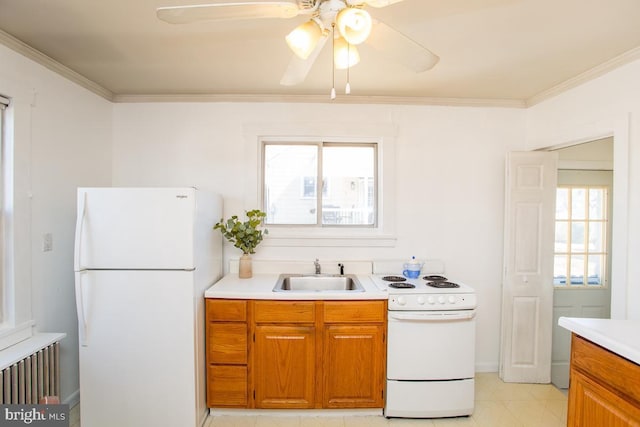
[438,296,446,304]
[397,296,407,306]
[427,296,435,305]
[448,296,456,304]
[417,296,426,305]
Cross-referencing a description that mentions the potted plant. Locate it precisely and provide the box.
[214,209,268,278]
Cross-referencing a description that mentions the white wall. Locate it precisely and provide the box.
[7,35,639,398]
[0,44,112,403]
[112,102,527,371]
[526,58,640,320]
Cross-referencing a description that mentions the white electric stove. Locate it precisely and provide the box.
[371,265,477,419]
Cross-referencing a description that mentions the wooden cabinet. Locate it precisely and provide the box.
[253,301,317,408]
[322,301,386,408]
[205,298,387,410]
[254,325,316,408]
[205,299,248,407]
[567,334,640,426]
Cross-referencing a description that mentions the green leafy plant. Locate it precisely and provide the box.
[213,209,268,255]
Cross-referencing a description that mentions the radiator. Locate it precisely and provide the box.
[0,342,61,404]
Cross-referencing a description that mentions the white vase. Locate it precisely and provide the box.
[239,254,252,279]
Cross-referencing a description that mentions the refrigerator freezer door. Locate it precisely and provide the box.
[76,187,197,270]
[78,270,204,427]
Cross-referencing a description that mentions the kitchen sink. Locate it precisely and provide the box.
[273,274,364,292]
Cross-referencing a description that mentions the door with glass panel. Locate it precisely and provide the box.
[551,170,613,388]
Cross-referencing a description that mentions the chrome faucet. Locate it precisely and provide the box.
[314,258,321,275]
[338,263,344,275]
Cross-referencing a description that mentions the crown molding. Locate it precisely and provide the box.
[3,25,638,109]
[526,46,640,107]
[112,93,526,108]
[0,29,114,102]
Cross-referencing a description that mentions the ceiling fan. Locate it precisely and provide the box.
[157,0,439,95]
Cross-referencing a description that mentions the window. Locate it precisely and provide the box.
[263,141,376,226]
[554,186,608,287]
[0,95,6,321]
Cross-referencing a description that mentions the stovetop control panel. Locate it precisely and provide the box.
[388,293,477,311]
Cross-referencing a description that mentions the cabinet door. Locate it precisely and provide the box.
[323,324,385,408]
[254,325,316,409]
[568,368,640,426]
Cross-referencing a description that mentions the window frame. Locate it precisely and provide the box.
[261,139,378,228]
[0,96,6,322]
[553,185,609,288]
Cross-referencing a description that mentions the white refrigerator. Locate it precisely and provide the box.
[74,187,222,427]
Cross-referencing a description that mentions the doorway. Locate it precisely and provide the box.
[549,137,613,389]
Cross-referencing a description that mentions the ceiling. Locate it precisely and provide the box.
[2,0,640,105]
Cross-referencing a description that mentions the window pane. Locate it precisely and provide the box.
[554,255,567,286]
[264,145,318,225]
[571,222,585,252]
[555,222,568,252]
[556,188,569,220]
[589,188,605,219]
[571,188,586,219]
[588,221,604,252]
[570,255,584,285]
[554,185,608,288]
[322,145,375,225]
[587,254,604,286]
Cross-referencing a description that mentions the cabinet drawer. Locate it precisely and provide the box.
[571,334,640,406]
[208,323,247,364]
[206,299,247,322]
[254,301,315,323]
[207,365,247,407]
[324,301,386,323]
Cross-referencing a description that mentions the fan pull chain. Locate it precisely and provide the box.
[331,23,336,100]
[345,41,351,95]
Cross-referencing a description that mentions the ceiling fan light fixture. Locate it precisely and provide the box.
[285,18,323,59]
[335,7,372,45]
[333,36,360,69]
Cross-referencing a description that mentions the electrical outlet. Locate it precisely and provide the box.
[42,233,53,252]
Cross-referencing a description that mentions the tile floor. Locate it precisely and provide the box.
[70,373,568,427]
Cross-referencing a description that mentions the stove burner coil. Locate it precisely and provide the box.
[427,281,460,288]
[382,276,407,282]
[389,282,416,289]
[423,275,447,281]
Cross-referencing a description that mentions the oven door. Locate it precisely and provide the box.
[387,310,476,380]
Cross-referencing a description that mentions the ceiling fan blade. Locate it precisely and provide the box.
[157,1,300,24]
[363,0,406,8]
[280,34,329,86]
[366,20,439,72]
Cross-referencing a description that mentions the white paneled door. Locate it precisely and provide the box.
[500,151,558,383]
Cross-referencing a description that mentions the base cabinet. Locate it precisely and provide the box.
[323,325,385,408]
[205,299,248,408]
[567,334,640,426]
[254,325,316,408]
[206,298,387,409]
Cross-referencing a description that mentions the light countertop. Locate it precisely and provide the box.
[205,274,387,300]
[559,317,640,365]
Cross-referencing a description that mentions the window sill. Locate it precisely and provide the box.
[0,320,35,352]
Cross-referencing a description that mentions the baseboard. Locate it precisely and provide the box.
[475,362,499,373]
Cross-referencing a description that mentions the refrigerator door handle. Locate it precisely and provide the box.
[75,271,88,346]
[74,191,86,271]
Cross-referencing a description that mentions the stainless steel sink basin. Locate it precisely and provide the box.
[273,274,364,292]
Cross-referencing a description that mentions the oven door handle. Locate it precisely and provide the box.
[389,311,476,322]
